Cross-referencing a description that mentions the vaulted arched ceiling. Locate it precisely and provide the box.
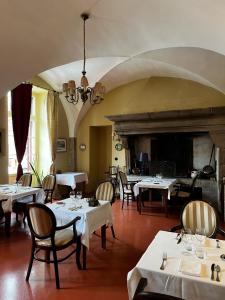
[2,0,225,136]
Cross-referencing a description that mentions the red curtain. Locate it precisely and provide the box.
[11,83,32,181]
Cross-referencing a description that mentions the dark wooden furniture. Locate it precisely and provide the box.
[133,278,183,300]
[119,171,135,209]
[26,203,82,289]
[13,173,33,222]
[0,198,10,236]
[42,174,56,203]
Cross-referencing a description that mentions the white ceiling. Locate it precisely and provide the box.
[2,0,225,135]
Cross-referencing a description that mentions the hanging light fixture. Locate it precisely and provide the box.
[62,13,105,105]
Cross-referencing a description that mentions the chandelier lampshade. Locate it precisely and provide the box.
[62,13,105,105]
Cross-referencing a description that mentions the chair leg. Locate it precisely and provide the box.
[52,249,60,289]
[76,236,82,270]
[110,225,116,238]
[26,242,35,281]
[122,197,124,209]
[16,212,19,222]
[101,225,106,249]
[5,212,11,236]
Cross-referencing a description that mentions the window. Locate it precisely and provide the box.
[8,92,36,174]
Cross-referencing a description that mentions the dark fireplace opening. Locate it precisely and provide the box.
[151,134,193,177]
[128,132,212,178]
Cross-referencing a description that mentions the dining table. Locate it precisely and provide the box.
[0,184,45,234]
[47,197,113,269]
[132,177,176,216]
[127,230,225,300]
[55,172,88,190]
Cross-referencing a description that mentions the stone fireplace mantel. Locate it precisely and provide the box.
[106,107,225,217]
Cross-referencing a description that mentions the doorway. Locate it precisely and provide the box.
[89,126,112,190]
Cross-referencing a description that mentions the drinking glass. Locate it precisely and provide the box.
[181,228,194,255]
[76,191,83,199]
[195,228,206,245]
[69,191,76,200]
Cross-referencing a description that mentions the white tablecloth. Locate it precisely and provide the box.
[47,198,113,249]
[56,172,88,189]
[133,178,176,199]
[127,230,225,300]
[0,184,45,213]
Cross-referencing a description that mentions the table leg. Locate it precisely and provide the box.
[5,212,11,236]
[101,225,106,249]
[32,193,36,203]
[161,190,168,217]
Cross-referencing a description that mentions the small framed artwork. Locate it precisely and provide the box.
[56,138,67,152]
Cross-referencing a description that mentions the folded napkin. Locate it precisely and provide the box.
[179,260,202,277]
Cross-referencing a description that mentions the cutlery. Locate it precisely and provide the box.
[215,265,221,282]
[160,252,167,270]
[177,230,184,244]
[211,263,215,280]
[216,239,220,248]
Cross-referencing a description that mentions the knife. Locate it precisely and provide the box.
[211,263,215,280]
[177,231,184,244]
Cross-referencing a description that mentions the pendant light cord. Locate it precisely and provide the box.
[82,15,87,75]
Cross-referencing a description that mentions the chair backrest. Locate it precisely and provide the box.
[42,174,56,191]
[95,181,114,202]
[19,173,32,186]
[119,171,128,185]
[133,278,183,300]
[27,203,56,239]
[181,200,217,237]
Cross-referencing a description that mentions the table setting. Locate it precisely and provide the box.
[127,230,225,300]
[47,196,113,249]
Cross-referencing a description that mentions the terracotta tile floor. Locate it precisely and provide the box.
[0,200,181,300]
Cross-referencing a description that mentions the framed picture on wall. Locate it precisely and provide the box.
[56,138,67,152]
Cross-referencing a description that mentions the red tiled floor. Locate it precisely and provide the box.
[0,200,180,300]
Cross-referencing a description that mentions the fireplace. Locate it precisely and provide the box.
[128,132,215,178]
[106,107,225,217]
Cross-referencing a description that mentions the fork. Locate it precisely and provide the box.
[160,252,167,270]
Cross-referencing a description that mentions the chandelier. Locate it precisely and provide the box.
[62,13,105,105]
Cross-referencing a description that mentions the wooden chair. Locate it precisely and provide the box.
[105,166,119,196]
[170,200,225,238]
[13,173,33,222]
[95,181,116,238]
[171,173,200,203]
[119,171,135,209]
[18,173,32,186]
[42,174,56,203]
[26,203,82,289]
[133,278,183,300]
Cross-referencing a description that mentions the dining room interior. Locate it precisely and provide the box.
[1,1,225,300]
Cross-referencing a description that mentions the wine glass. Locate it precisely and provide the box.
[182,228,193,254]
[195,228,206,245]
[76,191,83,200]
[69,190,76,200]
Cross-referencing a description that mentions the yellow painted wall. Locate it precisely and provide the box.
[77,77,225,190]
